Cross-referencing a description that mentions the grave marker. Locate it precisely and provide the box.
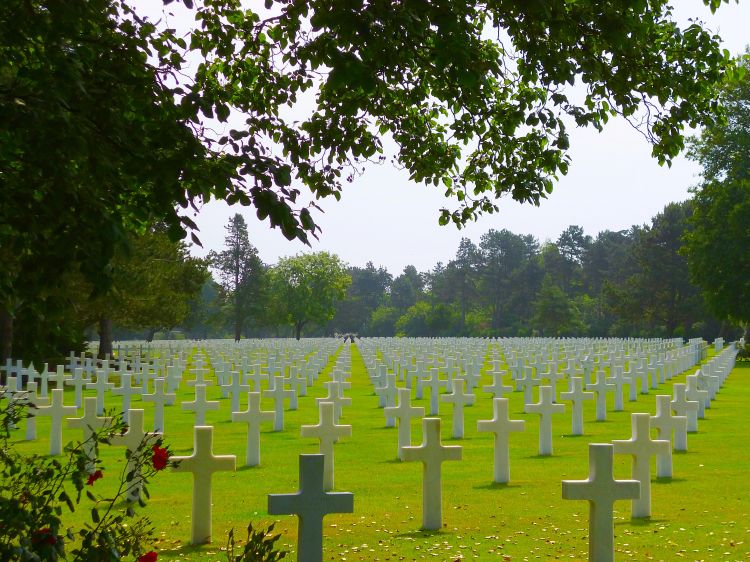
[525,385,565,455]
[384,387,425,460]
[268,454,354,562]
[301,401,352,491]
[401,417,462,530]
[476,398,525,483]
[231,392,275,466]
[562,443,640,562]
[612,413,670,518]
[171,426,236,545]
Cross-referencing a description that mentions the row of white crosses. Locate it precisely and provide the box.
[1,337,734,561]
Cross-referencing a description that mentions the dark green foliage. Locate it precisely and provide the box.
[225,522,287,562]
[684,55,750,334]
[0,395,173,560]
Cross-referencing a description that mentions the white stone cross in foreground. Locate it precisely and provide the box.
[560,376,594,435]
[440,378,474,438]
[650,395,687,477]
[401,417,462,530]
[68,396,113,473]
[268,454,354,562]
[35,388,77,455]
[301,401,352,490]
[110,409,157,502]
[142,377,176,433]
[476,398,525,483]
[612,413,670,518]
[231,391,275,466]
[86,369,114,415]
[171,425,236,545]
[111,373,142,423]
[182,384,220,426]
[384,387,425,460]
[264,375,295,431]
[525,385,565,456]
[562,443,640,562]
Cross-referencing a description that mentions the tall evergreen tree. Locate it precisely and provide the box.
[209,214,264,342]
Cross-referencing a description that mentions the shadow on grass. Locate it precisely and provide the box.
[473,481,521,491]
[394,528,445,539]
[561,433,589,438]
[654,476,687,484]
[523,453,564,460]
[381,457,403,464]
[618,516,670,526]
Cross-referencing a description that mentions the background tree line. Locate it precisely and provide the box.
[180,201,734,342]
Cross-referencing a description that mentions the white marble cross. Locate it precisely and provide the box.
[422,368,450,416]
[264,375,295,431]
[171,425,236,545]
[586,370,615,422]
[476,398,525,483]
[526,385,566,455]
[34,388,77,455]
[182,384,220,426]
[68,396,113,472]
[651,394,687,452]
[110,409,156,502]
[186,364,213,387]
[518,367,542,410]
[86,369,114,415]
[223,370,249,413]
[375,373,399,425]
[482,370,513,400]
[384,388,425,460]
[685,374,709,419]
[440,378,474,439]
[401,417,462,530]
[612,413,670,518]
[316,381,351,424]
[48,365,69,391]
[231,392,275,466]
[301,401,352,491]
[112,373,143,423]
[64,368,88,408]
[671,383,700,432]
[142,377,176,433]
[560,377,594,435]
[268,454,354,562]
[562,443,640,562]
[245,364,268,392]
[23,382,47,440]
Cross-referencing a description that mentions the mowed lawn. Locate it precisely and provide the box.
[10,343,750,561]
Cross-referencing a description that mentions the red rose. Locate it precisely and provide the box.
[86,470,103,486]
[151,445,169,471]
[32,528,56,546]
[138,551,158,562]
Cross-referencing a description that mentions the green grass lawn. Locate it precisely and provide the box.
[10,343,750,561]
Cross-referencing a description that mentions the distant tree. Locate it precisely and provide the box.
[330,262,391,333]
[532,275,585,336]
[182,279,225,339]
[685,56,750,339]
[477,229,535,331]
[390,266,425,310]
[270,252,351,339]
[83,228,208,358]
[209,214,265,342]
[369,305,400,337]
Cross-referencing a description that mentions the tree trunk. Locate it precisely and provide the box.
[0,309,12,364]
[234,317,242,343]
[294,320,304,340]
[145,328,156,342]
[98,317,113,360]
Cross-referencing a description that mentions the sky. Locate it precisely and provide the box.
[177,1,749,274]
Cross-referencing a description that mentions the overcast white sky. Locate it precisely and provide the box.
[179,1,749,274]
